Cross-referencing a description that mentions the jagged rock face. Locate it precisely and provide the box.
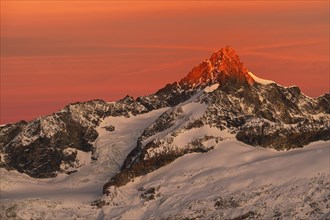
[235,85,330,149]
[317,93,330,113]
[1,100,107,177]
[0,98,157,178]
[203,83,329,150]
[181,46,255,88]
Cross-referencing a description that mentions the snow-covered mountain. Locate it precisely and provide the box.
[1,46,329,219]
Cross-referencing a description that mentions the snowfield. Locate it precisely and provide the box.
[0,107,330,219]
[101,140,330,219]
[1,109,329,219]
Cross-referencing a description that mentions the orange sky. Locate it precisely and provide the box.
[1,1,329,124]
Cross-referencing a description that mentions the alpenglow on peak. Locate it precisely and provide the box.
[181,46,255,88]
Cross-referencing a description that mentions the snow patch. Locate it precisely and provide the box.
[0,153,6,164]
[204,83,219,93]
[248,72,274,85]
[173,126,233,148]
[181,102,208,120]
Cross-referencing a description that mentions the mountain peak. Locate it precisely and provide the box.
[209,46,243,70]
[182,46,254,88]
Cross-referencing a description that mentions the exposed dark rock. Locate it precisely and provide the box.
[103,138,215,193]
[155,82,197,107]
[236,119,330,150]
[317,93,330,113]
[230,211,257,220]
[0,97,161,178]
[140,187,160,201]
[185,119,204,130]
[136,95,169,111]
[1,104,100,177]
[103,125,115,132]
[214,197,239,209]
[0,121,28,149]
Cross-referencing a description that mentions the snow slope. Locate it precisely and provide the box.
[0,108,168,219]
[248,72,274,85]
[1,138,329,219]
[101,140,330,219]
